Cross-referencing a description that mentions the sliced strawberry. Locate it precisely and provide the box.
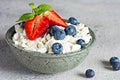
[44,10,67,27]
[24,15,49,40]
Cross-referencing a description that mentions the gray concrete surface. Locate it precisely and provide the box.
[0,0,120,80]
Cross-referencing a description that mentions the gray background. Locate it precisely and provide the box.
[0,0,120,80]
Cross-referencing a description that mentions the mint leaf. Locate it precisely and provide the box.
[29,2,35,10]
[17,13,34,22]
[33,8,44,15]
[34,4,53,15]
[17,3,53,22]
[37,4,53,11]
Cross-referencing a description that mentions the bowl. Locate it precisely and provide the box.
[5,23,95,73]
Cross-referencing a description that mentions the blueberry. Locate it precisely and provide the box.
[54,29,66,40]
[109,57,120,65]
[65,25,76,36]
[19,22,25,28]
[85,69,95,78]
[68,17,79,25]
[49,26,60,36]
[112,62,120,71]
[52,43,63,54]
[76,39,86,48]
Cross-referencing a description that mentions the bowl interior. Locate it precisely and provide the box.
[5,24,95,58]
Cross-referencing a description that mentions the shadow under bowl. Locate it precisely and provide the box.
[5,24,95,73]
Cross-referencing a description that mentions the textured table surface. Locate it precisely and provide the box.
[0,0,120,80]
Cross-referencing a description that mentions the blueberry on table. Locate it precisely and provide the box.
[52,43,63,54]
[85,69,95,78]
[109,56,120,65]
[112,62,120,71]
[68,17,79,25]
[54,29,66,40]
[76,39,86,48]
[49,26,60,36]
[65,25,76,36]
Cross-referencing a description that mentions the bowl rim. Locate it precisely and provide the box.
[5,23,96,58]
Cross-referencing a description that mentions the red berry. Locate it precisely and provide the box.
[24,15,49,40]
[44,10,67,27]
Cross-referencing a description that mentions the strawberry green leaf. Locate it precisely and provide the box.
[34,4,53,15]
[29,2,35,10]
[17,13,34,22]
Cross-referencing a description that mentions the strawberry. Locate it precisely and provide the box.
[24,16,49,40]
[44,10,67,27]
[17,3,67,40]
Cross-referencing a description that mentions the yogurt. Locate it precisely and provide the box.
[12,23,92,54]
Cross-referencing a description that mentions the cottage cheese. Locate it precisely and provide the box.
[12,23,92,54]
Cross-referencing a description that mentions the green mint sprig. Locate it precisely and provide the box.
[17,3,53,22]
[33,4,53,15]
